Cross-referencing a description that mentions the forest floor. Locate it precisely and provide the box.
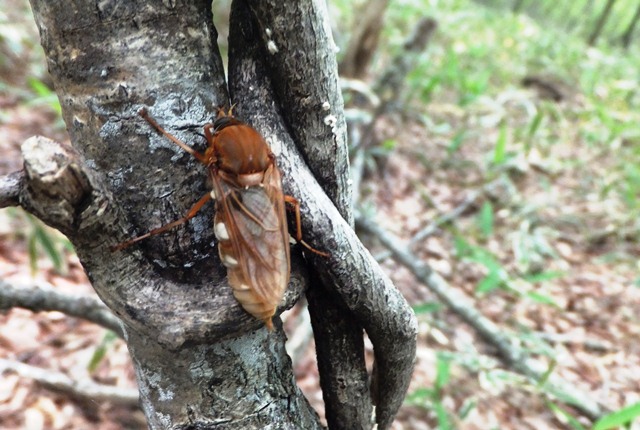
[1,1,640,429]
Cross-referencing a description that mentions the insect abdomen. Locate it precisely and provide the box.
[214,184,289,330]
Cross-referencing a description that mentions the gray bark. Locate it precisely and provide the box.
[228,1,375,427]
[15,0,417,428]
[26,1,320,428]
[227,2,416,428]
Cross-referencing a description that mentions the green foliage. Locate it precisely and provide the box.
[413,301,444,315]
[592,402,640,430]
[7,208,72,275]
[536,359,557,388]
[546,401,588,430]
[87,331,118,373]
[477,201,494,238]
[27,76,62,115]
[446,130,467,155]
[492,123,509,166]
[405,353,459,429]
[454,234,560,306]
[454,236,508,294]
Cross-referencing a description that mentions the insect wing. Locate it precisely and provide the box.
[213,165,290,325]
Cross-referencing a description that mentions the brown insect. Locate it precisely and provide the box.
[113,107,326,330]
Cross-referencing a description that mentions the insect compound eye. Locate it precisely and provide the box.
[213,116,241,131]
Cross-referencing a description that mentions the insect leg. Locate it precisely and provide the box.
[111,192,212,251]
[283,195,329,257]
[138,108,209,165]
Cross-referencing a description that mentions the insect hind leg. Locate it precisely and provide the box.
[284,195,329,257]
[111,192,212,251]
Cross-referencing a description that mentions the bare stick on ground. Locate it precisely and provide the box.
[356,213,607,422]
[0,358,139,406]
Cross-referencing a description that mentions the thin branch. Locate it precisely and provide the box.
[374,188,481,262]
[0,358,139,406]
[374,16,437,110]
[339,0,389,79]
[531,331,613,352]
[349,17,437,204]
[355,213,607,421]
[373,179,508,262]
[0,170,23,208]
[0,279,124,338]
[307,278,372,430]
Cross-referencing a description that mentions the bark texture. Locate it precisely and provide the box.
[227,4,416,428]
[27,1,320,428]
[229,1,374,427]
[21,0,417,428]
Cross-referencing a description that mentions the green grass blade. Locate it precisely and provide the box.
[493,124,508,165]
[593,401,640,430]
[34,225,63,273]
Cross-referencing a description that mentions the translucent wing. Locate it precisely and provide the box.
[212,164,289,329]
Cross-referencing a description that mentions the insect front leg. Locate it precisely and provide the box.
[111,192,212,251]
[138,108,209,165]
[283,195,329,257]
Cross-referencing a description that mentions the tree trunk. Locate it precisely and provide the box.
[20,0,417,428]
[25,0,321,427]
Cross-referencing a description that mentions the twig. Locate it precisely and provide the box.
[341,79,381,108]
[374,17,437,111]
[0,170,23,208]
[0,279,124,338]
[373,179,512,262]
[355,213,607,421]
[373,188,482,262]
[531,331,613,352]
[349,17,438,205]
[0,358,139,406]
[339,0,389,79]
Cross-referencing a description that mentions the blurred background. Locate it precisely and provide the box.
[1,0,639,428]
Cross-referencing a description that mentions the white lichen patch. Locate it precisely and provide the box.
[190,346,214,380]
[73,115,86,127]
[324,114,337,127]
[157,386,175,401]
[156,412,173,428]
[322,101,331,111]
[265,28,279,54]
